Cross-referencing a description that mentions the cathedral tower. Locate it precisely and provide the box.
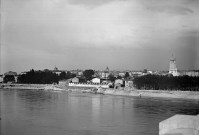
[169,54,178,76]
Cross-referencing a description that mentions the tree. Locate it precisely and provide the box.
[59,71,66,80]
[17,69,59,84]
[108,74,116,82]
[117,75,122,79]
[133,75,199,91]
[65,71,76,79]
[3,75,15,83]
[143,69,147,73]
[83,69,94,81]
[124,72,130,78]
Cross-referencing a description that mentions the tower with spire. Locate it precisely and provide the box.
[169,54,178,76]
[105,66,110,82]
[105,66,109,73]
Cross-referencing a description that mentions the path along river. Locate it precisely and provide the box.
[1,89,199,135]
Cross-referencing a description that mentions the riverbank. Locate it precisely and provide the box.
[0,83,50,90]
[1,83,199,100]
[0,83,94,91]
[101,88,199,100]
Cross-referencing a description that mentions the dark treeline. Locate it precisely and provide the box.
[18,69,59,84]
[18,69,76,84]
[133,74,199,91]
[3,75,15,83]
[59,71,76,80]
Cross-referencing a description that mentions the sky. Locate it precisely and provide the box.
[1,0,199,74]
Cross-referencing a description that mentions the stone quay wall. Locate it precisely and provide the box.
[159,114,199,135]
[68,82,109,88]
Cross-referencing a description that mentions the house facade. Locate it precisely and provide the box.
[0,75,3,83]
[92,78,100,84]
[71,77,79,83]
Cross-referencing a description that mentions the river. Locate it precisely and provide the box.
[1,89,199,135]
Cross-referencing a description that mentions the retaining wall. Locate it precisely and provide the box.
[159,114,199,135]
[68,82,109,88]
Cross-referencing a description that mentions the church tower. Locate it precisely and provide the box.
[105,66,109,73]
[169,54,178,76]
[105,66,110,79]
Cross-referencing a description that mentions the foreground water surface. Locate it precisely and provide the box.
[1,89,199,135]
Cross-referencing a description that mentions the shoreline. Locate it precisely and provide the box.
[102,89,199,100]
[1,83,199,100]
[0,83,50,90]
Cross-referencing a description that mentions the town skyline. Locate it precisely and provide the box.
[1,0,199,74]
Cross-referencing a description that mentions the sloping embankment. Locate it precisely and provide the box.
[101,89,199,100]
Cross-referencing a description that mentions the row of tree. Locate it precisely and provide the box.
[17,69,76,84]
[133,74,199,91]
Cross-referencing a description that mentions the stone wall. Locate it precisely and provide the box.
[69,82,109,88]
[159,114,199,135]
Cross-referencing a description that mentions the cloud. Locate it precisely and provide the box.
[1,0,199,73]
[67,0,125,8]
[136,0,196,16]
[2,0,198,49]
[183,0,199,5]
[146,6,193,15]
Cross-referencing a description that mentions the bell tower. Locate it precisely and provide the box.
[105,66,109,81]
[169,54,178,76]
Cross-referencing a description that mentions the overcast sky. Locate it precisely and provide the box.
[1,0,199,73]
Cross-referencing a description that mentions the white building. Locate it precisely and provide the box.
[125,80,134,88]
[115,79,123,85]
[91,78,100,84]
[0,75,3,83]
[118,72,125,77]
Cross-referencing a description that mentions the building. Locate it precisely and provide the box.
[77,71,83,76]
[114,79,124,89]
[101,66,110,80]
[130,71,144,77]
[179,70,199,77]
[91,78,100,84]
[115,79,123,85]
[71,77,79,83]
[118,72,125,77]
[52,66,62,75]
[154,71,169,76]
[0,75,3,83]
[169,54,179,76]
[124,79,134,88]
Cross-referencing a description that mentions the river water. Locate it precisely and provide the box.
[1,89,199,135]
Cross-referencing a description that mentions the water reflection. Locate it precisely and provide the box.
[1,89,199,135]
